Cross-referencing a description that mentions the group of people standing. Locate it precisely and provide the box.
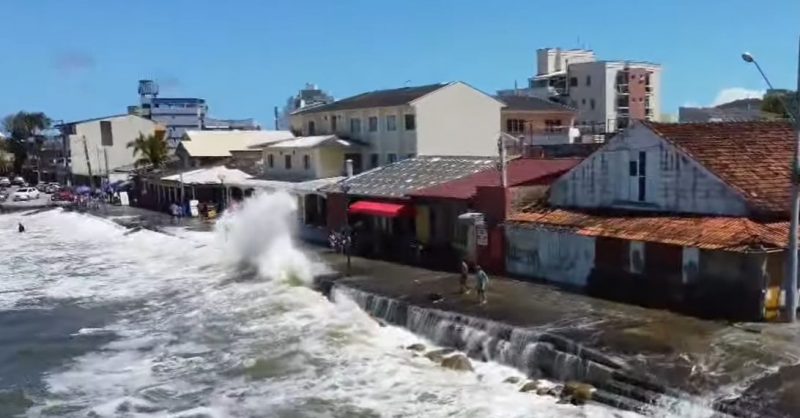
[460,260,490,304]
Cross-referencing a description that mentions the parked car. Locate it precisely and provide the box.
[36,183,48,192]
[0,177,10,187]
[45,183,60,194]
[51,189,75,202]
[0,190,8,201]
[11,177,25,186]
[13,187,40,201]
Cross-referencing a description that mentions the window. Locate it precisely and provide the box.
[590,98,596,110]
[100,121,113,146]
[586,75,591,86]
[307,120,315,135]
[370,153,379,168]
[387,153,397,163]
[581,98,586,106]
[350,118,361,133]
[284,155,292,170]
[303,155,310,170]
[267,154,274,168]
[404,114,416,131]
[506,119,525,133]
[544,119,562,132]
[386,115,397,131]
[368,116,378,132]
[570,77,578,87]
[331,115,337,131]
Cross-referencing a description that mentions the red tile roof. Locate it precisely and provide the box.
[508,207,788,252]
[643,121,795,216]
[409,158,580,200]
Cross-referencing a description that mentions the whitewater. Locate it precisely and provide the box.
[0,193,657,417]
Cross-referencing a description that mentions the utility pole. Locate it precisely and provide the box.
[103,148,110,182]
[787,37,800,321]
[82,136,93,188]
[497,134,508,188]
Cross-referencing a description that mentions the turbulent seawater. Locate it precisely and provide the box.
[0,193,647,418]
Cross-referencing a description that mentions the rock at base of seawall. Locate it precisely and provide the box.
[406,343,426,352]
[503,376,521,384]
[519,380,539,392]
[440,354,473,372]
[425,348,455,363]
[561,381,595,405]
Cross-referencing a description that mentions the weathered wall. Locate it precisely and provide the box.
[506,226,595,287]
[548,123,750,216]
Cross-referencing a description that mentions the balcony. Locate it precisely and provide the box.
[512,127,580,148]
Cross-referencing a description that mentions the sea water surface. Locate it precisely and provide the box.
[0,193,664,417]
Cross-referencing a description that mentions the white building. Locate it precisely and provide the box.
[510,48,662,135]
[261,135,364,181]
[289,82,504,173]
[65,114,162,184]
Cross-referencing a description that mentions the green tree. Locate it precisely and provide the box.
[127,130,169,169]
[1,111,51,174]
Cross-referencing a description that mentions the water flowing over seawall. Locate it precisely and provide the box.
[0,197,638,418]
[330,285,753,417]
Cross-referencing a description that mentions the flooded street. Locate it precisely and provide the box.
[0,195,637,418]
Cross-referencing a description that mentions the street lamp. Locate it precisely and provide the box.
[742,43,800,322]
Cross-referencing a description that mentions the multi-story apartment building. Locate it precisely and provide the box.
[506,48,662,135]
[277,83,335,130]
[64,114,163,185]
[130,80,259,148]
[289,82,503,173]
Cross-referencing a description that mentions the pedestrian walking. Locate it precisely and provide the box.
[459,259,470,294]
[17,222,25,233]
[475,265,489,305]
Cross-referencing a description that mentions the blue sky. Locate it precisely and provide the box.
[2,0,798,126]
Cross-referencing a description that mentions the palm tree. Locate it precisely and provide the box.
[1,111,51,175]
[127,130,169,169]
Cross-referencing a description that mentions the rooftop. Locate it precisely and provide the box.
[179,130,294,158]
[497,95,575,112]
[265,135,363,149]
[644,121,795,216]
[322,156,496,198]
[410,158,579,200]
[161,166,252,185]
[508,207,787,252]
[292,83,446,115]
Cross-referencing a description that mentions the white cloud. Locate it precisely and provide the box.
[711,87,764,106]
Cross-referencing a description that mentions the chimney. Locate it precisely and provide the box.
[345,159,353,177]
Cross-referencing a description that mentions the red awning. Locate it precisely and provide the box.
[349,201,415,218]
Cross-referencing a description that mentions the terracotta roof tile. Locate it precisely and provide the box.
[643,121,795,216]
[409,158,579,200]
[507,207,787,252]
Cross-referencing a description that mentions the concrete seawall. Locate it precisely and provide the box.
[314,273,754,415]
